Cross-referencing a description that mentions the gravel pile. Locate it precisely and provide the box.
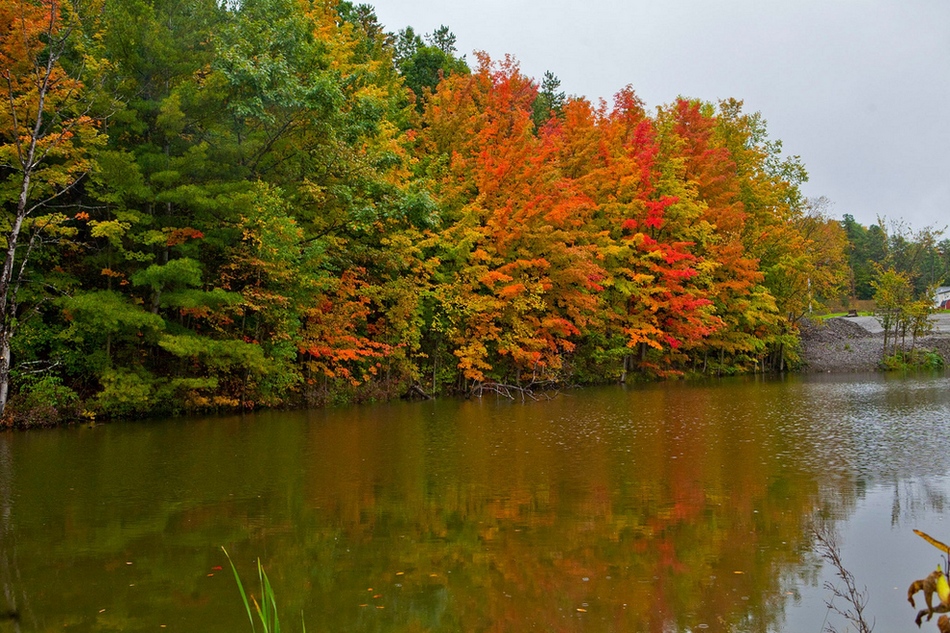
[799,318,882,373]
[799,316,950,373]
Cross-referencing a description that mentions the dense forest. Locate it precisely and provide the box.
[1,0,947,423]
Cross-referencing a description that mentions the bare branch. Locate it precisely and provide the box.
[813,521,874,633]
[470,381,556,402]
[26,172,88,216]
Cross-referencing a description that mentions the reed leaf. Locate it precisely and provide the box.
[222,547,256,632]
[221,546,301,633]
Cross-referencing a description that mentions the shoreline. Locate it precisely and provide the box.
[798,314,950,373]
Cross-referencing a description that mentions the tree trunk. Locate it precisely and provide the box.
[0,173,33,419]
[882,318,890,361]
[0,335,10,418]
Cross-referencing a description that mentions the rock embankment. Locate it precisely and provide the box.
[798,315,950,373]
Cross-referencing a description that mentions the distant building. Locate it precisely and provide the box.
[936,286,950,310]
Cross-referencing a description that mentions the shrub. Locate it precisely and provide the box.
[4,375,80,428]
[879,349,945,371]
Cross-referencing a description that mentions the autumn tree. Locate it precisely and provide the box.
[548,91,723,378]
[883,221,946,296]
[659,99,776,373]
[417,54,603,388]
[0,0,104,416]
[710,100,848,370]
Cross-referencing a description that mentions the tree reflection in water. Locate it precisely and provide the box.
[3,375,950,632]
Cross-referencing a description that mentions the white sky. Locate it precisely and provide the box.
[369,0,950,232]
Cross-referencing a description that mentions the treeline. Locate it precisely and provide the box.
[841,214,949,301]
[2,0,855,421]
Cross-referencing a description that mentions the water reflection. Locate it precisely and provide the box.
[0,372,948,632]
[0,433,24,633]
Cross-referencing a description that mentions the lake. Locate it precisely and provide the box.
[2,372,950,632]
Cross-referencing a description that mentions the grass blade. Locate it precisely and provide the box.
[222,547,256,633]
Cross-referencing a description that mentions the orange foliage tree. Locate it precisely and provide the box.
[418,54,604,387]
[551,91,722,378]
[661,99,780,372]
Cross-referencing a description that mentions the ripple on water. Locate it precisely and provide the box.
[791,373,950,480]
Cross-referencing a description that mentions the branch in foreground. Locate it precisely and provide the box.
[813,521,874,633]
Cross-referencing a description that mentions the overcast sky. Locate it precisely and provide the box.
[369,0,949,232]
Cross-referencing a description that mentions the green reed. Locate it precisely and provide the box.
[222,547,305,633]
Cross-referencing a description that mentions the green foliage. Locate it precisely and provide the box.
[19,375,79,409]
[3,375,81,428]
[158,334,268,373]
[920,350,945,370]
[871,265,936,360]
[393,25,468,106]
[60,291,164,344]
[93,368,161,417]
[93,367,219,417]
[842,215,947,301]
[531,70,566,130]
[879,350,945,372]
[131,258,203,291]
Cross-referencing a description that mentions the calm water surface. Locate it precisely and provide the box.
[2,372,950,632]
